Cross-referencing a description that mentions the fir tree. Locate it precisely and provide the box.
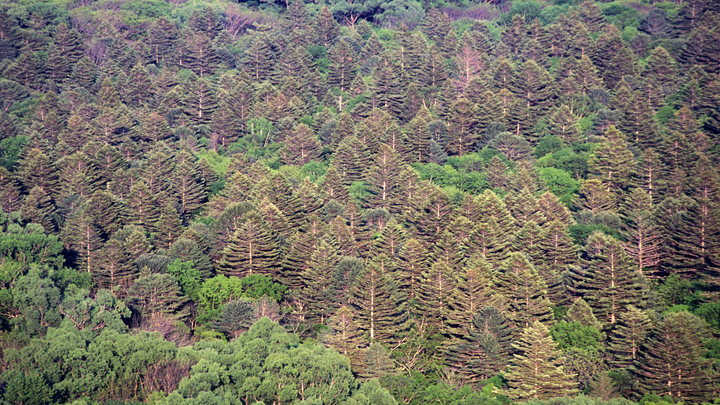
[632,311,718,402]
[498,320,579,401]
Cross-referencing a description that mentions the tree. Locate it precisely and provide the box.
[588,125,635,199]
[281,123,321,166]
[494,253,554,328]
[217,211,281,279]
[126,273,189,322]
[445,306,515,384]
[352,255,409,345]
[95,238,136,297]
[170,150,207,222]
[327,38,358,94]
[621,188,663,278]
[498,320,579,401]
[607,305,652,369]
[324,305,364,367]
[632,311,718,402]
[416,260,458,334]
[364,144,404,210]
[569,232,649,325]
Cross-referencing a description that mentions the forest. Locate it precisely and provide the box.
[0,0,719,403]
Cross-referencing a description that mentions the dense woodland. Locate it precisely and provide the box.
[1,0,720,403]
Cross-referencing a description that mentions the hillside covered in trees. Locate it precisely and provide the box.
[1,0,720,403]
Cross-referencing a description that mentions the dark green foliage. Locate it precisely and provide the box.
[0,2,717,403]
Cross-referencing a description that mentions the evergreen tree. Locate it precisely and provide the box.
[351,255,409,345]
[281,123,321,166]
[632,311,718,402]
[498,320,579,401]
[608,305,652,368]
[570,232,649,325]
[217,211,281,279]
[369,57,405,118]
[324,306,365,370]
[622,188,663,278]
[494,253,554,328]
[588,125,635,198]
[445,306,515,384]
[95,238,136,297]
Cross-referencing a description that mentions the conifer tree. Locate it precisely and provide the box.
[446,257,496,338]
[324,306,365,370]
[498,320,579,401]
[608,305,652,368]
[0,168,22,213]
[416,261,458,334]
[446,306,515,384]
[62,208,103,274]
[217,211,280,279]
[632,311,718,402]
[281,123,321,166]
[622,188,663,278]
[494,253,554,328]
[588,125,635,198]
[351,255,409,345]
[395,237,428,300]
[570,232,649,325]
[327,38,357,94]
[95,238,136,297]
[363,144,404,211]
[369,57,405,118]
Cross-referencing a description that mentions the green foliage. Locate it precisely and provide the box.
[197,274,245,320]
[539,167,579,204]
[0,135,26,170]
[239,274,286,301]
[167,259,202,300]
[569,224,623,246]
[414,162,489,195]
[550,321,602,351]
[196,150,231,177]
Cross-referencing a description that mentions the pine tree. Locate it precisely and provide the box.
[404,106,433,163]
[498,320,579,401]
[62,208,103,274]
[313,7,339,47]
[445,98,479,156]
[494,253,554,329]
[570,232,649,325]
[324,306,365,370]
[0,168,22,213]
[588,125,635,198]
[395,237,428,300]
[607,305,652,368]
[446,257,496,338]
[147,17,178,66]
[170,150,207,223]
[327,38,357,94]
[299,237,340,323]
[154,198,183,249]
[632,311,718,402]
[53,23,85,67]
[243,33,275,82]
[217,211,281,279]
[445,306,515,384]
[351,255,409,345]
[363,144,404,211]
[643,46,678,112]
[621,188,663,278]
[281,123,321,166]
[95,238,136,297]
[18,148,59,197]
[620,87,660,149]
[369,57,405,118]
[416,261,458,334]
